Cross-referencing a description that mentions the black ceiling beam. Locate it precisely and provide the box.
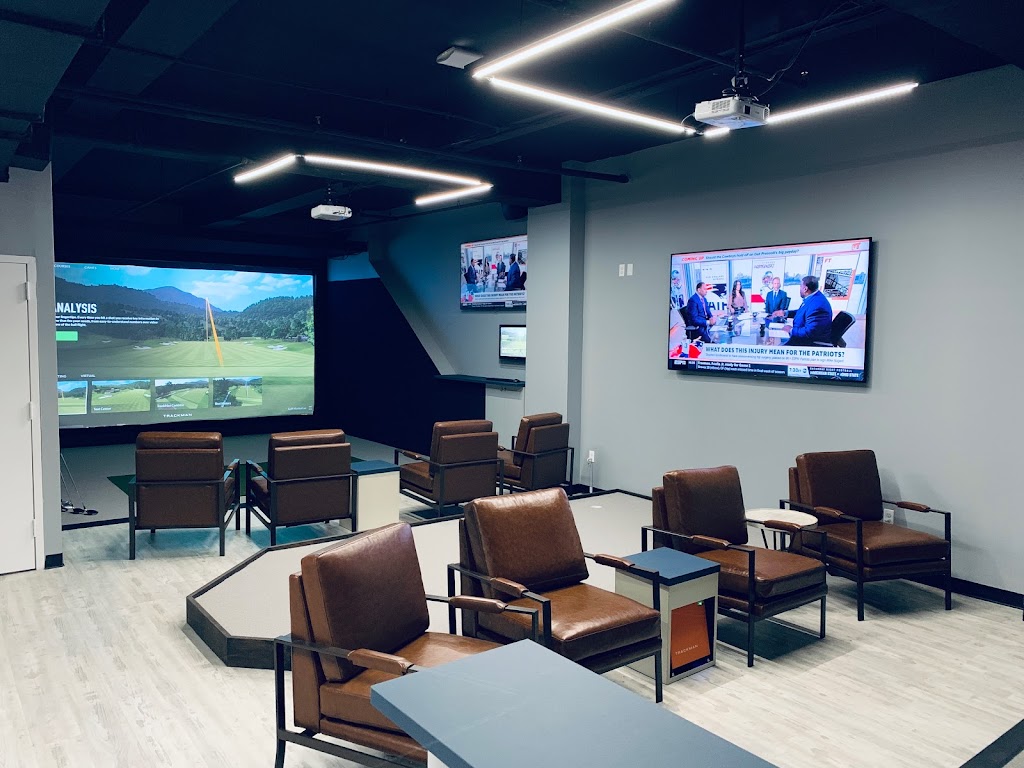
[55,127,244,166]
[451,2,889,153]
[0,9,99,40]
[523,0,774,80]
[202,189,328,229]
[116,161,246,219]
[54,85,629,184]
[0,107,41,123]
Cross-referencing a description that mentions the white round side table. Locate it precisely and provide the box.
[744,508,817,549]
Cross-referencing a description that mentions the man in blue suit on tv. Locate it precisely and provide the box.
[784,275,833,346]
[763,276,790,320]
[685,281,721,343]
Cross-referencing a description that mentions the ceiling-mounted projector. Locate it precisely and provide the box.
[311,204,352,221]
[694,95,769,129]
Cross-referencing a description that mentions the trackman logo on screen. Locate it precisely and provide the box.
[56,303,98,314]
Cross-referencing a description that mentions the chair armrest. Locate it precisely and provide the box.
[588,553,633,569]
[347,648,415,676]
[224,459,240,480]
[814,505,857,522]
[246,459,269,482]
[886,499,950,518]
[763,520,803,534]
[447,564,528,598]
[393,448,428,464]
[691,534,732,550]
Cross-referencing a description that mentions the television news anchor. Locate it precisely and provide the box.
[686,282,721,343]
[763,276,789,320]
[784,275,832,346]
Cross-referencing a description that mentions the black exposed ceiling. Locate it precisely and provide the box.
[0,0,1020,260]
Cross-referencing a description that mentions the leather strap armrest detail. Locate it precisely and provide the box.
[346,649,414,676]
[691,535,731,550]
[763,520,803,534]
[399,449,427,462]
[896,501,931,513]
[449,595,508,614]
[592,553,634,569]
[814,506,846,520]
[490,577,529,598]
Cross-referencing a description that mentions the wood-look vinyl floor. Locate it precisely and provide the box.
[2,490,1022,767]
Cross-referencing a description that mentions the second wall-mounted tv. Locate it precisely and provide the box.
[499,325,526,362]
[668,237,873,384]
[461,234,527,310]
[55,262,316,428]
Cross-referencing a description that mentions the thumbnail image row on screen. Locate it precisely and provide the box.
[56,377,263,416]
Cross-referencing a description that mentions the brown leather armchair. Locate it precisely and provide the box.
[129,431,239,559]
[246,429,356,545]
[497,412,573,492]
[785,449,952,621]
[277,522,535,768]
[449,487,665,701]
[395,420,502,517]
[646,466,827,667]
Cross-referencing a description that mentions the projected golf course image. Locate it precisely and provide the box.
[214,377,262,408]
[56,263,314,427]
[57,381,88,415]
[90,380,152,413]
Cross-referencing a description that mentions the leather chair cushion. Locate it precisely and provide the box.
[700,548,826,599]
[248,474,270,511]
[136,431,222,450]
[319,632,500,733]
[796,450,884,522]
[478,583,660,661]
[464,488,588,592]
[301,524,430,683]
[662,466,749,546]
[429,420,493,462]
[805,521,950,566]
[511,413,562,466]
[270,429,345,448]
[497,449,521,480]
[399,461,433,493]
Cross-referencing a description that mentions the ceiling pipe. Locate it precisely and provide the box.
[54,85,629,183]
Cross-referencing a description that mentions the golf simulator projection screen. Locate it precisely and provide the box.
[460,234,527,310]
[55,263,315,427]
[668,237,872,384]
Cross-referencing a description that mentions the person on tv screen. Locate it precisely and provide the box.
[729,280,747,314]
[464,259,478,293]
[764,276,789,320]
[670,270,685,308]
[505,254,523,291]
[784,275,832,345]
[685,281,721,342]
[497,256,506,284]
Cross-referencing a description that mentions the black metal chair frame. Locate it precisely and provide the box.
[446,555,665,703]
[393,449,505,518]
[497,443,575,493]
[641,525,827,667]
[812,310,855,348]
[245,460,359,545]
[128,460,240,560]
[781,497,952,621]
[273,594,537,768]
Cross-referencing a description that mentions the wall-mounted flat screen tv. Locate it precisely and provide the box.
[55,262,315,427]
[499,325,526,362]
[460,234,527,310]
[668,237,873,384]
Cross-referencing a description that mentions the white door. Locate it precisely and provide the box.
[0,261,36,574]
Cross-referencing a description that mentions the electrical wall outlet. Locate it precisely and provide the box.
[882,508,894,524]
[587,450,596,464]
[618,264,625,277]
[626,263,634,276]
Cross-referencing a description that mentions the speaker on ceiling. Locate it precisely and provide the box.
[501,203,528,221]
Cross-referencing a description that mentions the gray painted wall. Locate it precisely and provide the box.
[372,203,527,380]
[0,166,60,559]
[561,66,1023,591]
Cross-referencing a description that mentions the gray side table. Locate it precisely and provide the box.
[616,547,720,684]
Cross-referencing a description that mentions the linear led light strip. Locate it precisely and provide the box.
[489,78,691,135]
[234,153,484,187]
[703,82,920,138]
[472,0,676,79]
[415,184,493,206]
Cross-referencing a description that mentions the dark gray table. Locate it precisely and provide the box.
[371,640,776,768]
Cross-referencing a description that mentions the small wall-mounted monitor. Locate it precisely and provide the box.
[499,325,526,362]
